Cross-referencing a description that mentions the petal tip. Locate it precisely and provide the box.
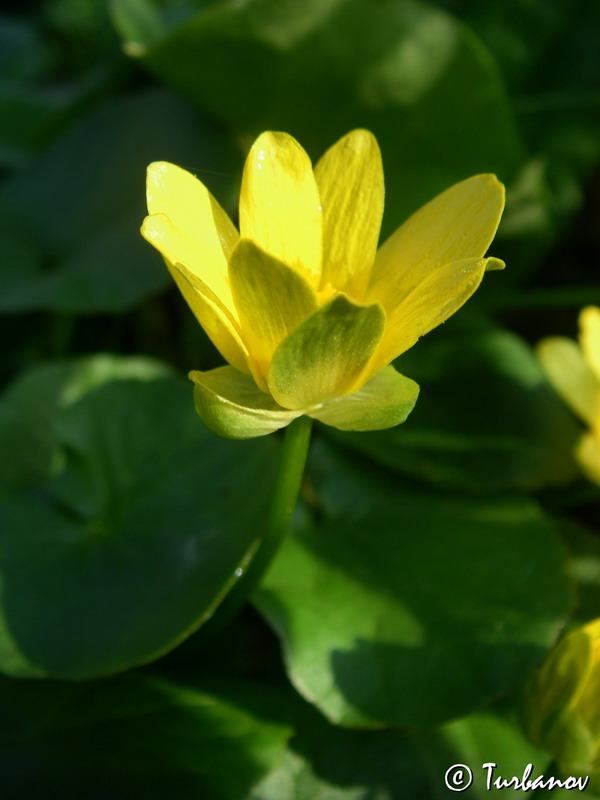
[140,212,171,244]
[250,130,303,153]
[146,160,171,184]
[476,173,506,204]
[342,128,379,147]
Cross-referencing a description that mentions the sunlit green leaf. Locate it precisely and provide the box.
[415,707,553,799]
[255,440,572,727]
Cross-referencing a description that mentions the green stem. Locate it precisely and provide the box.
[264,414,313,561]
[205,415,313,631]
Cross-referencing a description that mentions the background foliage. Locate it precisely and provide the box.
[0,0,599,796]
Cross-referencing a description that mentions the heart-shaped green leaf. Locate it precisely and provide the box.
[0,356,279,678]
[255,440,572,727]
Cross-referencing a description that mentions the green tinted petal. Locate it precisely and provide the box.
[268,295,386,409]
[190,366,302,439]
[308,366,419,431]
[229,240,318,387]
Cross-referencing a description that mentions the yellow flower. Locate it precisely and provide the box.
[142,130,505,438]
[538,306,600,485]
[526,619,600,781]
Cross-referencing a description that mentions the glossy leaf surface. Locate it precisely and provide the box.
[0,356,279,678]
[255,440,572,727]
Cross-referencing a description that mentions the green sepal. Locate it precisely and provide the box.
[190,366,302,439]
[268,294,386,409]
[309,366,419,431]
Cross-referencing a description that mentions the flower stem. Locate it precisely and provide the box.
[265,414,313,558]
[207,415,313,630]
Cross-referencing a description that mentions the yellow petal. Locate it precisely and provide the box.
[142,212,237,316]
[314,129,384,299]
[577,431,600,487]
[145,162,238,306]
[229,240,318,390]
[537,336,599,427]
[367,257,494,373]
[239,132,322,288]
[170,259,250,375]
[367,174,505,311]
[580,306,600,382]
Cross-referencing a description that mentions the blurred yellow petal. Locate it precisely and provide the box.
[537,337,599,427]
[580,306,600,382]
[170,260,250,375]
[367,257,496,373]
[141,212,236,315]
[229,240,318,390]
[315,129,384,299]
[239,132,322,288]
[577,431,600,487]
[367,174,505,312]
[527,619,600,776]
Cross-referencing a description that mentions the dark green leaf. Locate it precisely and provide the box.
[0,354,169,491]
[0,88,240,313]
[327,329,581,493]
[0,356,280,678]
[0,673,291,800]
[130,0,524,235]
[252,697,431,799]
